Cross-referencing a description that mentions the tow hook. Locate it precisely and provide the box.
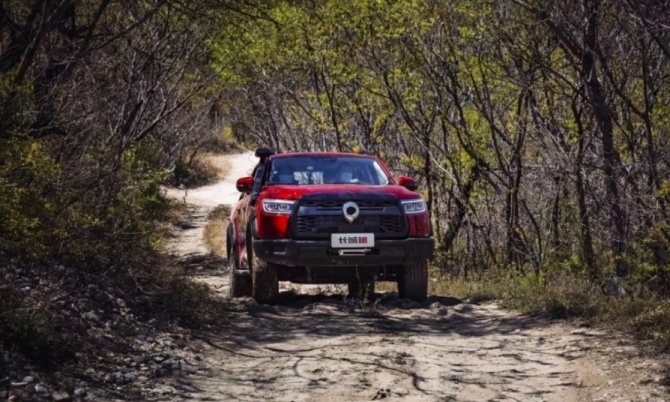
[337,249,372,256]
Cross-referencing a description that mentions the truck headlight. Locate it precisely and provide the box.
[401,199,426,214]
[262,199,295,214]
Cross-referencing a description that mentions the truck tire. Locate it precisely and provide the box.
[251,241,278,303]
[397,261,428,302]
[229,253,252,298]
[225,224,233,263]
[230,269,253,298]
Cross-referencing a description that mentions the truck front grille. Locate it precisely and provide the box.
[299,200,397,210]
[295,215,404,234]
[292,195,408,240]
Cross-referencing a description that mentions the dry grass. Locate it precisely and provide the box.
[187,155,233,258]
[171,152,234,189]
[432,268,600,317]
[197,152,232,180]
[432,267,670,351]
[203,204,232,258]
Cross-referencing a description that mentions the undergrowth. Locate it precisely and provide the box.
[204,204,232,258]
[432,268,670,350]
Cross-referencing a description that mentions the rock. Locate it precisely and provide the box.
[182,365,198,375]
[52,390,71,402]
[153,385,175,395]
[22,376,34,383]
[84,310,100,322]
[0,391,7,399]
[123,372,137,383]
[34,383,48,394]
[74,388,87,397]
[161,359,175,369]
[10,382,27,388]
[372,388,391,400]
[175,383,198,393]
[133,355,147,364]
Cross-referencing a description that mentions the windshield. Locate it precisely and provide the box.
[266,156,390,186]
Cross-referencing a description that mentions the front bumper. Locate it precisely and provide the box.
[253,238,434,267]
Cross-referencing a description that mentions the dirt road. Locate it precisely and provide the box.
[163,153,667,402]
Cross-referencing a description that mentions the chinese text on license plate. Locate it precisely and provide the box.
[331,233,375,248]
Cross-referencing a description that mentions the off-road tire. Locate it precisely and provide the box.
[229,256,252,298]
[347,280,375,300]
[250,240,278,303]
[230,269,253,298]
[397,261,428,302]
[225,224,233,263]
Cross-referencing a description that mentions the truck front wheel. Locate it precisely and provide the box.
[397,261,428,302]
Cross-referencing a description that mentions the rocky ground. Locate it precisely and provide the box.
[3,152,667,401]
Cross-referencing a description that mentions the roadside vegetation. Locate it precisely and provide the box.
[0,0,266,384]
[204,204,233,259]
[434,269,670,350]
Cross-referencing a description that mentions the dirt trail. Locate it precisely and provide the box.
[163,153,668,402]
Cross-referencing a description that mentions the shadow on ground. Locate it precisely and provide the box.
[204,291,550,345]
[144,290,579,402]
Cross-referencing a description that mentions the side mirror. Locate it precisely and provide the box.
[398,176,417,191]
[236,176,254,193]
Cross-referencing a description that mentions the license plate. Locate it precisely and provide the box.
[331,233,375,248]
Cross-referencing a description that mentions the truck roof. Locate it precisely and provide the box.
[269,151,376,160]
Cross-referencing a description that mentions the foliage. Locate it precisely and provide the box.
[0,0,258,367]
[434,267,670,350]
[211,0,670,299]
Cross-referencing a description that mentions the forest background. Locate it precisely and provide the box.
[2,0,670,367]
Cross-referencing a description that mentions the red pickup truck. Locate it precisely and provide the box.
[226,148,434,302]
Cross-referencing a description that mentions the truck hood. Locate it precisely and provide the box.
[261,184,422,201]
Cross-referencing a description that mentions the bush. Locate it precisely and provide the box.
[171,156,218,188]
[433,266,670,350]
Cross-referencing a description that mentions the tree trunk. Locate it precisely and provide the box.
[582,0,626,274]
[573,101,596,277]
